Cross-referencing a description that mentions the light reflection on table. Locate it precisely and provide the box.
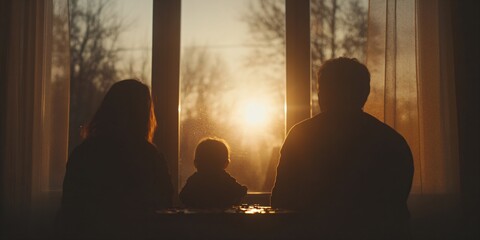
[155,204,293,215]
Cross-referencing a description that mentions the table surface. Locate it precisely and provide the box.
[155,204,294,215]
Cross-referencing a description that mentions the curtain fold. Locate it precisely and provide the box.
[2,0,70,238]
[3,2,43,234]
[366,0,459,194]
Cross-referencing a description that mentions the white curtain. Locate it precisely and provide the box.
[365,0,459,194]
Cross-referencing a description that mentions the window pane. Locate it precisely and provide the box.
[310,0,369,115]
[43,0,70,190]
[180,0,286,192]
[68,0,153,151]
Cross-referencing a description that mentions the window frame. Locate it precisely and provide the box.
[151,0,311,203]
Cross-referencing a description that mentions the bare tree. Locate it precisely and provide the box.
[243,0,368,113]
[48,1,71,189]
[339,0,368,60]
[242,0,285,71]
[122,47,151,84]
[68,0,126,151]
[243,0,367,67]
[180,46,228,121]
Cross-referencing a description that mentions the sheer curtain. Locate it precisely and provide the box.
[2,0,69,237]
[33,0,70,199]
[365,0,459,195]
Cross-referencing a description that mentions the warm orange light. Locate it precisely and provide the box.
[240,99,269,127]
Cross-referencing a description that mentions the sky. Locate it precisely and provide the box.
[114,0,252,54]
[112,0,261,85]
[115,0,153,50]
[181,0,249,46]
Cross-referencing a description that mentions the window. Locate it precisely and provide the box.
[179,0,286,192]
[310,0,369,115]
[68,0,153,152]
[64,0,459,199]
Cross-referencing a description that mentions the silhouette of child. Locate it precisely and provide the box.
[180,138,247,208]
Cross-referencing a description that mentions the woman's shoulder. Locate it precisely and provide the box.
[65,138,101,167]
[68,137,99,158]
[130,138,159,153]
[70,136,161,158]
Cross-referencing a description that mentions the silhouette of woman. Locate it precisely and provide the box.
[59,79,173,239]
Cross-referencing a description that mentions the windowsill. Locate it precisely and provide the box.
[242,192,271,205]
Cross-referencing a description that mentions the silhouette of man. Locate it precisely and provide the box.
[271,57,414,238]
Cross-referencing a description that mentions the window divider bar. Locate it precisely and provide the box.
[151,0,181,205]
[286,0,311,132]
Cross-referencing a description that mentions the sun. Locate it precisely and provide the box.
[241,100,269,127]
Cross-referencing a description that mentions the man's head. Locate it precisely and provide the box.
[317,57,370,112]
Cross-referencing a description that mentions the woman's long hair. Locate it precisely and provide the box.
[82,79,157,143]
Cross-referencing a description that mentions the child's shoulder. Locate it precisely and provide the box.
[221,171,246,189]
[218,170,237,180]
[193,170,236,182]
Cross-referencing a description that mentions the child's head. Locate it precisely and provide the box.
[194,138,230,172]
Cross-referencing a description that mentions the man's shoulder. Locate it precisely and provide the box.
[288,112,408,142]
[361,113,411,153]
[287,114,325,135]
[362,113,406,139]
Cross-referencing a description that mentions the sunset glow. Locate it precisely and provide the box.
[243,101,268,125]
[237,99,272,130]
[180,0,286,192]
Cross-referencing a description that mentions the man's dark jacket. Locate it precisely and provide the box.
[271,111,414,237]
